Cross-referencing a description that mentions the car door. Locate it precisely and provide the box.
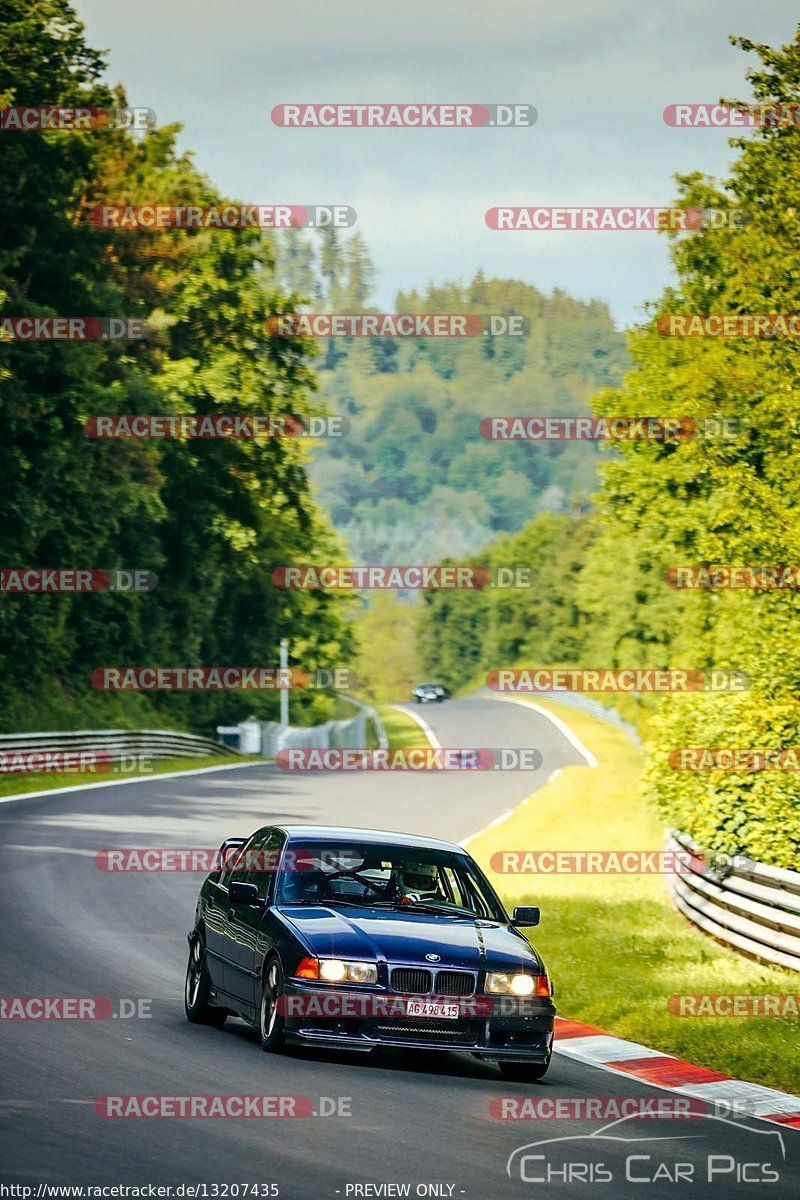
[203,837,250,990]
[223,828,285,1007]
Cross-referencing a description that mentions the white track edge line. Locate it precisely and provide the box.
[484,694,598,768]
[389,704,441,749]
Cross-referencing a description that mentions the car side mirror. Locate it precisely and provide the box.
[511,905,540,927]
[229,881,260,906]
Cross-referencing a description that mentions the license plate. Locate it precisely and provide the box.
[405,999,459,1019]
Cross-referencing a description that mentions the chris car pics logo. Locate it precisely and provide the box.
[506,1113,786,1185]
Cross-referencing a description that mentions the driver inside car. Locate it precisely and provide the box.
[396,862,442,903]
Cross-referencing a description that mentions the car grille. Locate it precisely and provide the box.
[389,967,475,996]
[436,971,475,996]
[390,968,432,994]
[375,1019,481,1045]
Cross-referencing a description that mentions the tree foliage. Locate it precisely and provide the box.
[0,0,353,732]
[418,27,800,869]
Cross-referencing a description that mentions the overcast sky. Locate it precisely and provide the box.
[75,0,797,328]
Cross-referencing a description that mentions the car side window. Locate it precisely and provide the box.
[245,830,285,902]
[220,835,256,889]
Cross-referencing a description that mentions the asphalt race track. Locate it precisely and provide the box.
[1,696,797,1197]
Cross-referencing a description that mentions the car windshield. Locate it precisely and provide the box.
[277,840,504,920]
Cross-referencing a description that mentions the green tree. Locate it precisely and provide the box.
[0,0,355,733]
[581,27,800,868]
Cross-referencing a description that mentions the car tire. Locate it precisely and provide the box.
[185,935,227,1026]
[499,1057,550,1082]
[259,956,287,1052]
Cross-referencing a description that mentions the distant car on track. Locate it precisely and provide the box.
[412,682,447,703]
[186,825,555,1080]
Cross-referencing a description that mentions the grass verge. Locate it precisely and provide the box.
[378,705,432,750]
[0,754,266,799]
[466,697,800,1095]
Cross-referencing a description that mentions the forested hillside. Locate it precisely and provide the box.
[270,234,628,563]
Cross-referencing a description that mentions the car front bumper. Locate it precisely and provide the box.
[281,980,556,1061]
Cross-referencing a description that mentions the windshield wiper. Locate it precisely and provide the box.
[280,896,382,907]
[281,897,481,918]
[387,901,478,918]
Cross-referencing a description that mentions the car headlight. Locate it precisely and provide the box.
[485,972,550,996]
[319,959,377,985]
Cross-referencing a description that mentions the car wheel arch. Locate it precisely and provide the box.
[261,948,284,984]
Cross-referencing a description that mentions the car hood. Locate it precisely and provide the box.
[277,905,540,970]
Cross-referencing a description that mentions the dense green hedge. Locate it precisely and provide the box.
[644,692,800,871]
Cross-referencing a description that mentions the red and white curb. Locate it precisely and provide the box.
[554,1017,800,1130]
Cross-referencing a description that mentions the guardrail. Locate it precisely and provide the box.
[0,728,237,764]
[666,829,800,972]
[257,698,388,758]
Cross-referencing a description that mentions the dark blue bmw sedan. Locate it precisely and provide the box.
[186,825,555,1080]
